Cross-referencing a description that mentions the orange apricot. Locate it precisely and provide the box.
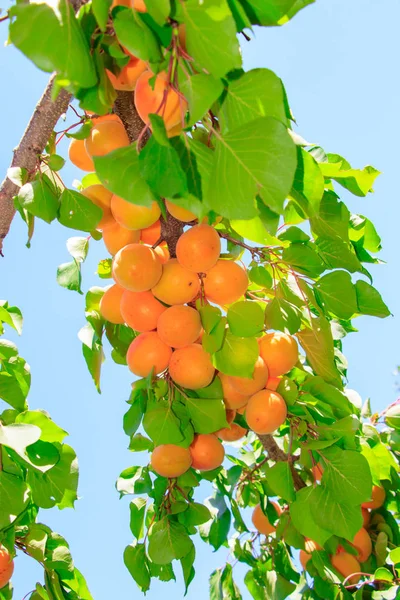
[166,200,196,223]
[352,528,372,563]
[361,508,370,528]
[176,224,221,273]
[217,423,247,442]
[190,434,225,471]
[312,462,324,483]
[152,259,200,305]
[68,138,94,172]
[150,444,192,478]
[88,112,122,125]
[204,260,248,306]
[82,185,114,230]
[111,196,160,230]
[218,373,250,410]
[246,389,287,435]
[154,244,170,264]
[102,221,141,255]
[230,357,269,396]
[0,546,14,590]
[266,376,281,391]
[106,57,147,91]
[330,552,361,585]
[299,540,321,571]
[362,485,386,510]
[133,0,146,10]
[226,409,236,424]
[99,284,125,324]
[258,332,298,378]
[135,71,187,134]
[169,344,215,389]
[85,120,129,158]
[112,243,162,292]
[127,332,171,377]
[237,405,246,415]
[120,290,166,332]
[252,502,281,536]
[157,305,202,348]
[141,220,161,245]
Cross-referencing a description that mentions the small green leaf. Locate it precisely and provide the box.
[265,462,295,502]
[124,544,151,592]
[18,177,59,223]
[227,301,265,337]
[297,317,342,387]
[0,472,30,530]
[282,243,326,277]
[185,397,227,434]
[248,265,273,289]
[66,237,89,263]
[264,297,301,334]
[57,260,82,294]
[129,498,146,540]
[97,258,113,279]
[47,154,65,171]
[289,487,332,547]
[315,271,357,320]
[214,332,258,378]
[355,280,390,318]
[148,518,194,565]
[113,7,162,62]
[181,73,224,127]
[92,0,112,31]
[320,446,372,505]
[143,403,185,445]
[311,485,363,540]
[181,503,212,527]
[58,189,102,232]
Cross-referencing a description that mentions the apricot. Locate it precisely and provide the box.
[190,434,225,471]
[352,527,372,563]
[102,221,140,255]
[361,508,370,528]
[99,284,125,324]
[230,356,269,396]
[299,540,321,571]
[217,423,247,442]
[362,485,386,510]
[82,184,114,230]
[246,389,287,435]
[258,332,298,378]
[0,546,14,590]
[120,290,166,332]
[154,244,170,264]
[266,376,281,391]
[330,552,361,585]
[85,120,129,158]
[204,260,248,306]
[169,344,215,389]
[166,200,196,223]
[176,224,221,273]
[218,373,250,410]
[106,57,147,91]
[68,138,94,172]
[88,112,121,125]
[152,259,200,305]
[237,405,246,415]
[157,305,202,348]
[312,462,324,483]
[135,71,187,134]
[141,220,161,245]
[252,502,281,536]
[112,243,162,292]
[127,332,171,377]
[226,409,236,424]
[151,444,192,478]
[133,0,146,10]
[111,196,160,231]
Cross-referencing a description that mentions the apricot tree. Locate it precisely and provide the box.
[0,0,399,599]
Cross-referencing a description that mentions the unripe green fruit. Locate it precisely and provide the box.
[277,376,298,406]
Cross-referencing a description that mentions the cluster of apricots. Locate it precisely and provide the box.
[0,546,13,590]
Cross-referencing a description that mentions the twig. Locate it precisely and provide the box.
[258,434,305,490]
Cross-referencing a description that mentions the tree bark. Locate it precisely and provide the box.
[259,434,305,490]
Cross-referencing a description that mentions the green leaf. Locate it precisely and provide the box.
[181,503,212,527]
[241,0,314,26]
[290,486,332,547]
[311,485,363,540]
[112,7,162,62]
[316,237,362,273]
[320,154,380,197]
[7,167,28,187]
[320,446,372,505]
[206,117,296,219]
[81,331,104,393]
[0,303,23,335]
[47,154,65,171]
[199,304,222,333]
[0,422,41,455]
[0,356,30,410]
[181,546,196,594]
[124,544,151,593]
[25,525,48,562]
[231,215,283,246]
[16,410,67,443]
[129,433,154,452]
[0,472,30,530]
[291,147,324,217]
[214,332,259,378]
[143,0,170,24]
[58,189,102,232]
[92,0,112,31]
[94,144,154,206]
[282,243,326,277]
[297,317,342,387]
[315,271,357,320]
[181,0,241,78]
[117,466,152,496]
[17,177,59,223]
[264,297,301,334]
[148,518,194,565]
[130,498,146,540]
[185,397,227,434]
[355,280,390,318]
[57,261,82,294]
[181,73,224,127]
[66,237,89,263]
[248,265,273,289]
[205,495,231,551]
[265,462,295,502]
[143,402,184,445]
[227,301,265,337]
[349,214,382,253]
[97,258,113,279]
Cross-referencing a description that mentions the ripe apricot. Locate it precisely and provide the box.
[102,221,140,255]
[111,196,160,231]
[204,260,248,306]
[133,0,146,10]
[151,444,192,478]
[113,243,162,292]
[237,405,246,415]
[99,284,125,324]
[154,244,170,264]
[85,120,129,157]
[106,57,147,91]
[361,508,370,528]
[252,502,281,535]
[157,305,202,348]
[141,220,161,245]
[82,184,114,230]
[68,138,94,172]
[120,290,166,332]
[87,112,121,125]
[246,389,287,435]
[330,552,361,585]
[362,485,386,510]
[0,546,14,590]
[226,409,236,424]
[176,224,221,273]
[258,332,298,378]
[169,344,215,389]
[266,376,281,391]
[312,462,324,483]
[135,71,187,134]
[166,200,196,223]
[352,527,372,563]
[190,434,225,471]
[230,357,269,396]
[217,423,247,442]
[152,259,200,305]
[127,332,171,377]
[218,373,250,410]
[299,540,321,570]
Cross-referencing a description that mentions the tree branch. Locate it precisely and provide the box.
[259,434,306,490]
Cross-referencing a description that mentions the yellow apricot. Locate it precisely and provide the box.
[82,185,114,230]
[68,138,94,172]
[266,376,281,391]
[190,434,225,471]
[112,243,162,292]
[133,0,146,10]
[111,196,160,231]
[217,423,247,442]
[330,552,361,585]
[135,71,187,134]
[141,220,161,245]
[151,444,192,478]
[252,502,281,536]
[99,284,125,324]
[106,57,147,91]
[157,305,202,348]
[127,332,172,377]
[169,344,215,389]
[176,224,221,273]
[352,527,372,563]
[102,221,141,255]
[166,200,197,223]
[258,332,298,378]
[154,244,170,264]
[204,260,248,306]
[230,356,269,396]
[218,373,250,410]
[85,120,130,157]
[120,290,166,332]
[362,485,386,510]
[152,259,200,305]
[246,389,287,435]
[0,546,14,590]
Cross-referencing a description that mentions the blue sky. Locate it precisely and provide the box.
[1,0,399,598]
